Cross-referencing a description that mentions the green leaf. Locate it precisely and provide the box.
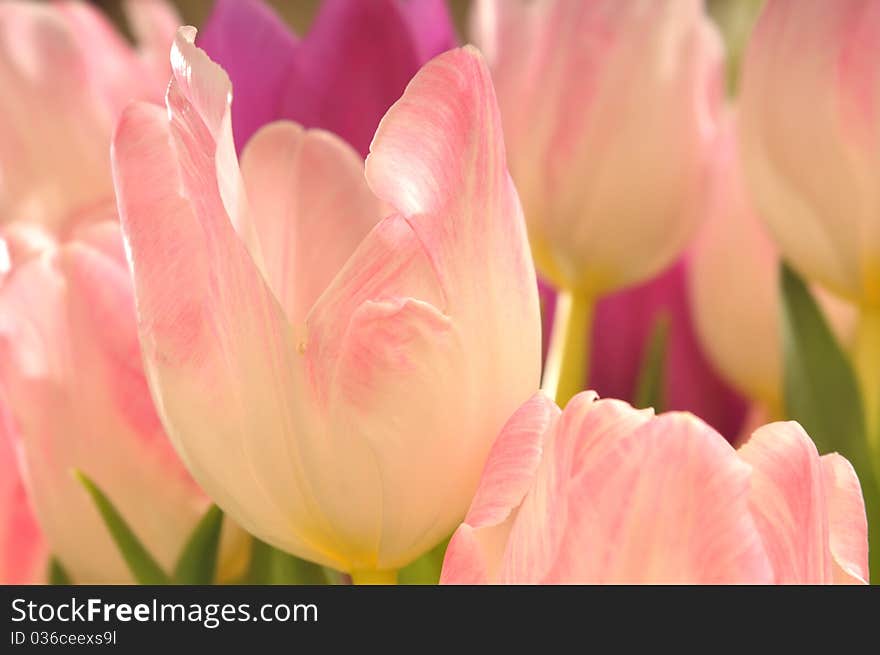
[780,264,880,578]
[245,538,329,585]
[398,537,449,585]
[633,312,670,412]
[48,558,72,585]
[779,264,866,455]
[173,505,223,584]
[73,470,170,585]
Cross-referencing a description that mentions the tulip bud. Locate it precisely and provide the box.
[472,0,723,295]
[441,392,868,584]
[739,0,880,306]
[111,30,541,579]
[0,223,248,583]
[690,113,857,411]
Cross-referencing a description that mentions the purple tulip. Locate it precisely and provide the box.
[198,0,457,155]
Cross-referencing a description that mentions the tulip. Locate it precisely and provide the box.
[198,0,456,155]
[0,396,45,584]
[691,112,857,420]
[441,392,868,584]
[0,0,178,243]
[739,0,880,439]
[111,28,541,582]
[471,0,724,405]
[0,222,248,583]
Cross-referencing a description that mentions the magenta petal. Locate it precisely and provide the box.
[197,0,299,151]
[588,258,748,440]
[200,0,457,157]
[282,0,456,157]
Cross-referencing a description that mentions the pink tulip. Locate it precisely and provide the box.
[690,112,856,412]
[111,29,541,579]
[441,392,868,584]
[739,0,880,306]
[0,222,248,583]
[0,0,178,245]
[471,0,723,295]
[0,396,45,584]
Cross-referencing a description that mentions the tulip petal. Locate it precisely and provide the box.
[537,413,771,583]
[738,421,834,583]
[500,394,654,583]
[821,453,869,584]
[0,1,112,227]
[197,0,299,151]
[366,45,540,378]
[239,122,383,325]
[441,393,558,584]
[465,393,559,528]
[113,100,340,569]
[167,27,265,263]
[0,396,46,584]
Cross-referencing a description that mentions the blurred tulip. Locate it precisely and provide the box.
[198,0,456,155]
[740,0,880,439]
[691,112,857,417]
[740,0,880,307]
[0,223,247,583]
[0,396,45,584]
[441,392,868,584]
[472,0,722,296]
[112,29,540,580]
[0,0,179,241]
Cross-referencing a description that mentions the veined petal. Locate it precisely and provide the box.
[441,393,559,584]
[240,122,383,326]
[500,394,653,584]
[540,413,771,583]
[112,101,339,569]
[738,421,834,583]
[167,27,261,263]
[820,453,869,584]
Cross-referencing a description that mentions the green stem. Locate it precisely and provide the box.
[350,569,397,585]
[854,306,880,455]
[541,288,593,408]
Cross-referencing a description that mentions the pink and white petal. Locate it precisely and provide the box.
[167,27,262,263]
[112,101,342,570]
[821,453,869,584]
[0,396,46,585]
[366,47,531,293]
[539,413,772,584]
[0,1,113,228]
[465,392,559,529]
[499,394,653,584]
[240,122,383,325]
[441,393,559,584]
[738,421,834,584]
[302,211,454,569]
[440,524,490,585]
